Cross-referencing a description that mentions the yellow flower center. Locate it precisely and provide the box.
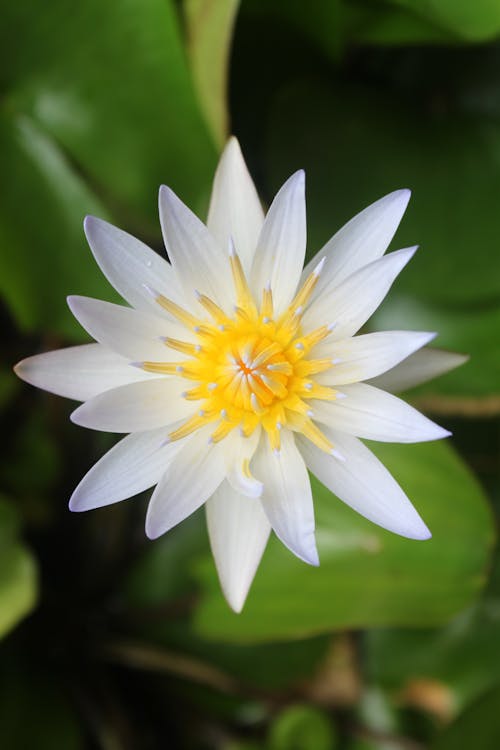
[141,249,342,454]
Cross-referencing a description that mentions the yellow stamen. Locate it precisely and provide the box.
[299,419,333,453]
[210,419,236,443]
[167,412,215,442]
[140,361,183,375]
[151,255,338,454]
[154,294,200,329]
[181,385,211,400]
[261,283,274,321]
[196,292,228,324]
[163,338,201,357]
[289,260,324,311]
[229,246,257,314]
[290,324,333,358]
[294,358,334,377]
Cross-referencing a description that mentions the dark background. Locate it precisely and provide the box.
[1,1,499,747]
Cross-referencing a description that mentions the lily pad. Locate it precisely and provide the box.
[193,441,493,642]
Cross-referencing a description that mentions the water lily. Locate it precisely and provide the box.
[15,138,465,612]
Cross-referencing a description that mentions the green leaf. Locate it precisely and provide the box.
[348,6,456,46]
[0,501,38,640]
[3,0,216,222]
[122,515,329,690]
[266,79,500,402]
[193,441,492,643]
[0,543,37,639]
[0,113,112,338]
[169,627,329,691]
[387,0,500,42]
[267,81,500,307]
[365,554,500,719]
[373,295,500,402]
[1,0,217,335]
[344,0,500,45]
[268,705,337,750]
[184,0,240,147]
[432,685,500,750]
[123,513,208,607]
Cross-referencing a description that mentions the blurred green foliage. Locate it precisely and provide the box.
[268,705,337,750]
[194,442,492,641]
[0,499,37,638]
[1,0,500,748]
[0,0,217,335]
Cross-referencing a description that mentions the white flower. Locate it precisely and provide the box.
[15,138,465,612]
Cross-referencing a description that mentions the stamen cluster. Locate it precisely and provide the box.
[139,248,342,454]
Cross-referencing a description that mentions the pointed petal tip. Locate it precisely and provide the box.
[413,524,432,541]
[69,405,84,427]
[305,545,320,567]
[284,536,319,567]
[69,481,100,513]
[224,134,242,155]
[66,294,80,312]
[12,357,41,388]
[13,359,25,380]
[83,213,97,232]
[280,169,306,193]
[422,331,438,345]
[145,517,161,540]
[391,188,411,205]
[83,214,109,240]
[224,588,246,614]
[292,168,305,185]
[399,515,431,541]
[399,244,419,259]
[158,184,173,208]
[68,492,85,513]
[420,425,453,442]
[440,428,453,439]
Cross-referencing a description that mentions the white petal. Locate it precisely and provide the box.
[224,427,263,498]
[206,480,271,612]
[145,428,226,539]
[297,429,431,540]
[303,246,417,338]
[302,190,411,299]
[67,295,192,362]
[250,171,306,315]
[14,344,156,401]
[207,137,264,274]
[311,383,450,443]
[158,186,233,309]
[315,331,436,385]
[70,377,191,432]
[83,216,183,314]
[70,427,182,511]
[253,430,318,565]
[368,347,469,393]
